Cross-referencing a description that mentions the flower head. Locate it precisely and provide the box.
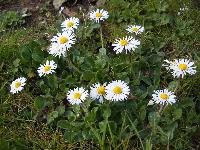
[37,60,57,77]
[147,100,154,106]
[59,6,64,14]
[90,83,106,103]
[151,89,176,105]
[89,9,109,23]
[105,80,130,101]
[112,36,140,54]
[61,17,79,31]
[10,77,26,94]
[48,31,76,57]
[126,25,144,35]
[67,87,89,105]
[163,59,196,78]
[178,6,188,15]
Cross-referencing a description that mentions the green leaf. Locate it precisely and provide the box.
[66,111,76,122]
[13,58,20,67]
[168,81,178,91]
[20,45,32,62]
[82,71,95,81]
[47,111,58,124]
[32,50,44,62]
[159,14,170,25]
[166,122,178,140]
[103,106,111,119]
[57,120,69,129]
[145,139,153,150]
[99,120,107,133]
[56,105,65,116]
[172,108,182,120]
[148,112,160,127]
[178,97,194,108]
[34,96,46,110]
[85,107,98,123]
[138,105,146,121]
[99,48,106,56]
[47,75,58,90]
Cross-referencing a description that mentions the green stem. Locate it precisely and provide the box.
[158,104,167,116]
[100,26,104,48]
[167,135,170,150]
[127,113,145,150]
[67,54,81,74]
[174,79,180,94]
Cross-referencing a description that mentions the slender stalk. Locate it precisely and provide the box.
[167,135,170,150]
[100,26,104,48]
[174,79,180,94]
[127,113,145,150]
[66,54,81,73]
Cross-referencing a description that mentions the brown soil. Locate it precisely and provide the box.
[0,0,47,12]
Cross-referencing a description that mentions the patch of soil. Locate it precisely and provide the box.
[0,0,52,28]
[0,0,46,12]
[61,0,101,17]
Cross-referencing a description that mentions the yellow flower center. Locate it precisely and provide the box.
[44,65,51,72]
[67,21,74,28]
[178,63,187,71]
[113,86,122,94]
[73,92,81,99]
[15,82,21,88]
[132,27,139,32]
[97,86,105,95]
[96,12,103,18]
[120,40,128,46]
[160,93,169,100]
[59,36,68,44]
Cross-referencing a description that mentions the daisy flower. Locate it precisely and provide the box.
[67,87,89,105]
[61,17,79,31]
[147,100,154,106]
[59,6,64,14]
[48,31,76,57]
[112,36,140,54]
[37,60,57,77]
[10,77,26,94]
[89,9,109,23]
[90,83,106,103]
[163,59,197,78]
[105,80,130,101]
[151,89,176,105]
[126,25,144,35]
[178,6,188,15]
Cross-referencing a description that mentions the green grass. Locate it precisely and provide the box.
[0,0,200,149]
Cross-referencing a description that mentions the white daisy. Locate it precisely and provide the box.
[67,87,89,105]
[163,59,197,78]
[90,83,106,103]
[37,60,57,77]
[178,6,188,15]
[48,31,76,57]
[89,9,109,23]
[105,80,130,101]
[126,25,144,35]
[61,17,79,31]
[59,6,64,14]
[147,100,154,106]
[152,89,176,105]
[10,77,26,94]
[112,36,140,54]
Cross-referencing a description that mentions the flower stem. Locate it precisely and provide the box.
[174,79,180,94]
[100,26,104,48]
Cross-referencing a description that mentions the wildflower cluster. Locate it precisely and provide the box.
[10,8,197,110]
[67,80,130,105]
